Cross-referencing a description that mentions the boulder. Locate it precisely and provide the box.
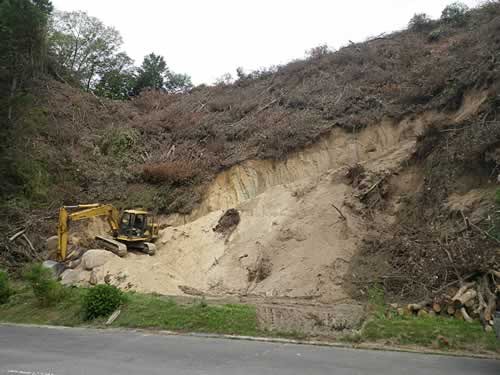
[42,260,65,278]
[46,235,58,252]
[46,235,59,259]
[66,258,82,269]
[81,249,118,271]
[60,269,90,286]
[89,270,97,285]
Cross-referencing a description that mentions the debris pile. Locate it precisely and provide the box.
[213,208,240,234]
[395,272,499,331]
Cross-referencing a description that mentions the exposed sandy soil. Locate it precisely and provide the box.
[88,114,426,302]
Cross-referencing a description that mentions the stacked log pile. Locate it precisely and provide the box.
[396,272,499,331]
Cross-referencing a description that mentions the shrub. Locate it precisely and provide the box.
[427,28,445,42]
[24,264,65,306]
[0,271,12,304]
[306,44,331,59]
[408,13,433,32]
[82,284,124,320]
[142,160,203,184]
[441,2,469,26]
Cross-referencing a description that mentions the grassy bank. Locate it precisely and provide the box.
[361,310,499,353]
[0,282,260,336]
[355,288,499,353]
[0,282,498,354]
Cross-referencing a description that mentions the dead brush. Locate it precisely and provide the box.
[247,255,272,283]
[345,163,366,188]
[142,160,203,184]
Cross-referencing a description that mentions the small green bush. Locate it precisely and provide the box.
[82,284,124,320]
[24,264,65,306]
[427,28,445,42]
[441,2,469,26]
[0,271,12,304]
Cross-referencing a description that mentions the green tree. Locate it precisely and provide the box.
[0,0,53,122]
[134,53,167,93]
[94,52,136,99]
[408,13,433,32]
[134,53,193,94]
[165,71,193,93]
[49,10,123,90]
[441,2,469,25]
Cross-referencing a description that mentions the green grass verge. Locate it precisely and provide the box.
[356,288,499,353]
[0,282,498,354]
[113,293,259,335]
[0,283,261,336]
[361,311,499,352]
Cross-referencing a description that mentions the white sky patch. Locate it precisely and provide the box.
[51,0,483,85]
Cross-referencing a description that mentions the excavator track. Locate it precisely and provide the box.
[143,242,156,256]
[95,235,127,257]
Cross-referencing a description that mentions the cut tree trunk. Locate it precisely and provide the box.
[453,288,477,305]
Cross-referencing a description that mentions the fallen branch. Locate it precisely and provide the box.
[22,234,35,252]
[8,229,26,242]
[331,203,346,220]
[460,307,474,322]
[453,288,477,306]
[451,281,475,301]
[470,222,500,244]
[358,177,385,200]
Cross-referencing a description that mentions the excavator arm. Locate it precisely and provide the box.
[57,204,120,261]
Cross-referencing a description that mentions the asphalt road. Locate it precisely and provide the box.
[0,325,498,375]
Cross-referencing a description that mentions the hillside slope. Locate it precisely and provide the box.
[2,3,500,308]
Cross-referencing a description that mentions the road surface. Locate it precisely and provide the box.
[0,325,498,375]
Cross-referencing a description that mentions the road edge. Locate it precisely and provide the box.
[0,322,498,361]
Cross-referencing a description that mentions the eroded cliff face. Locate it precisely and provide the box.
[163,112,433,226]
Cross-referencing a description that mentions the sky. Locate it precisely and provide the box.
[51,0,483,85]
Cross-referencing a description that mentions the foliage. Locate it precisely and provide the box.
[0,0,52,123]
[441,2,469,25]
[134,53,167,93]
[93,53,136,99]
[134,53,192,94]
[408,13,433,32]
[427,28,445,42]
[165,71,193,93]
[49,10,125,90]
[0,270,12,304]
[99,127,139,157]
[23,263,65,306]
[82,284,124,320]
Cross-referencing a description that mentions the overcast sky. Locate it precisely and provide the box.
[52,0,483,85]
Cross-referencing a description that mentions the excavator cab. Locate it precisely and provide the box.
[115,209,158,249]
[118,210,158,239]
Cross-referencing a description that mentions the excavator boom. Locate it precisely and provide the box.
[57,204,121,261]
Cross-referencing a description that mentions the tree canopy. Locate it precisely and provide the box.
[49,10,126,90]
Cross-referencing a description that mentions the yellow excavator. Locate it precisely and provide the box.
[57,204,159,261]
